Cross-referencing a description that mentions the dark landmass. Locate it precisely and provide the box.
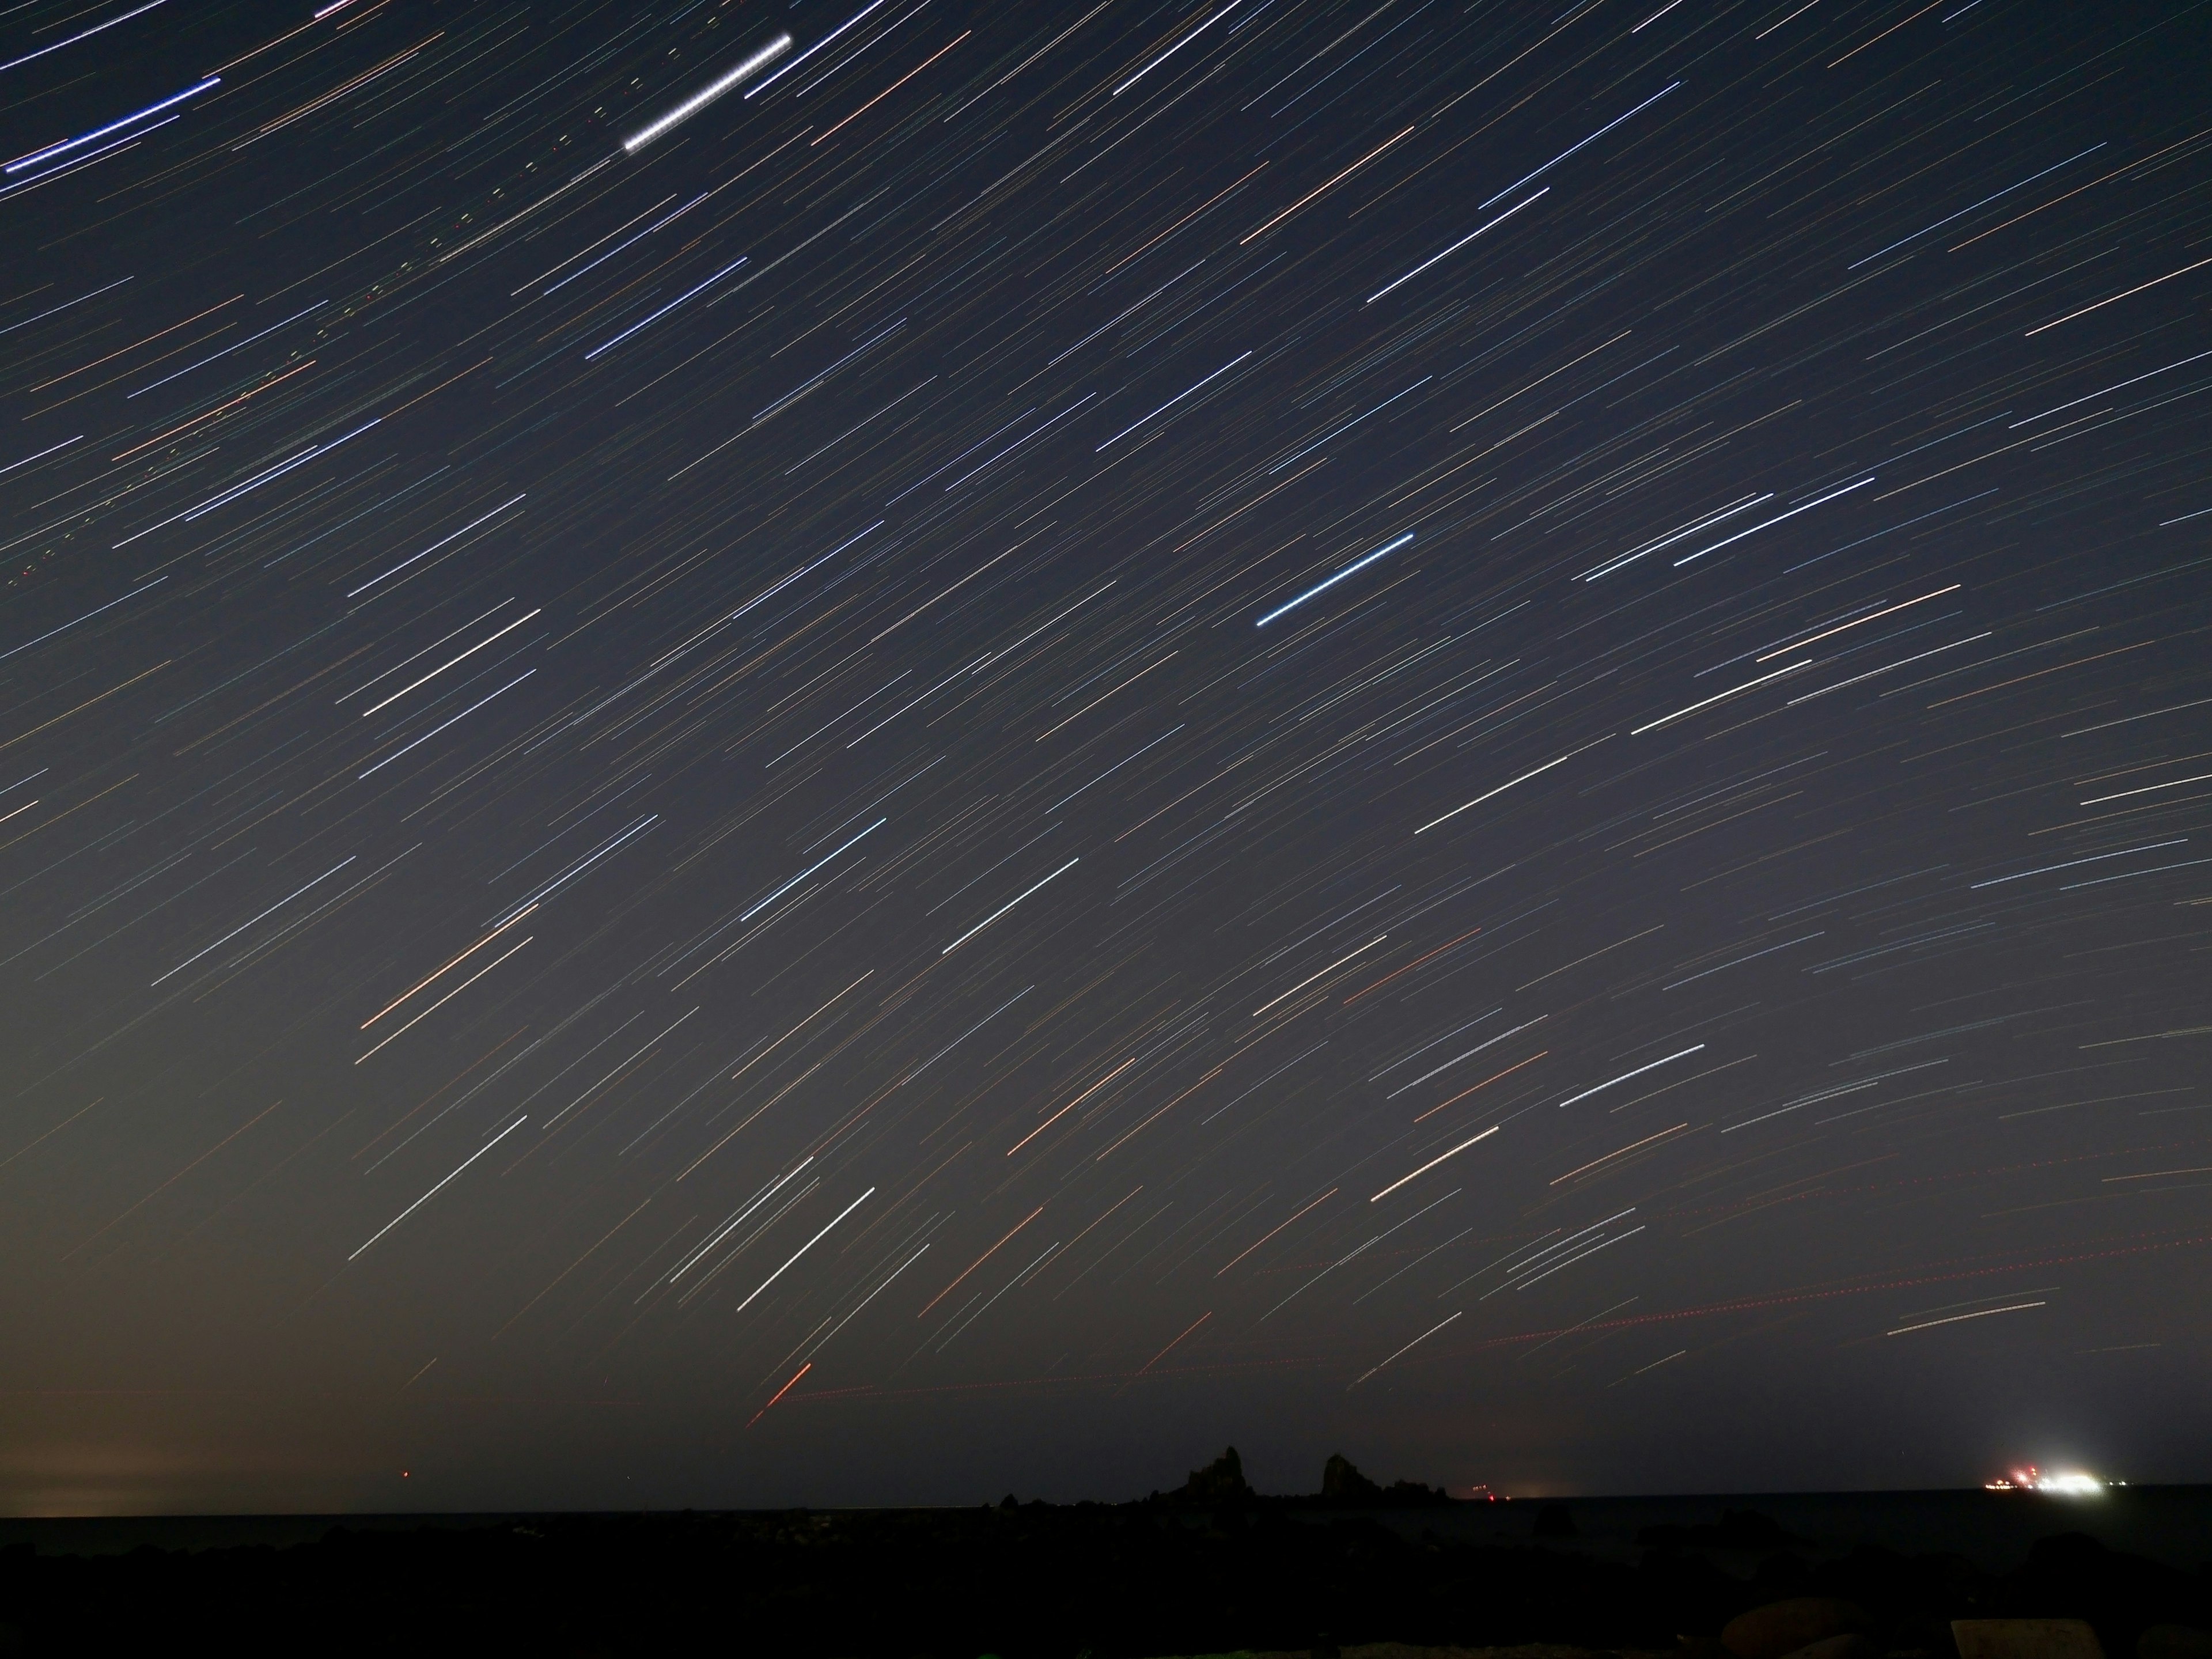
[3,1457,2208,1658]
[1151,1446,1452,1509]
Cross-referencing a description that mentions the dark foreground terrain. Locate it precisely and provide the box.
[4,1456,2208,1657]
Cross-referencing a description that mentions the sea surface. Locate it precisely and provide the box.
[3,1486,2207,1571]
[1373,1486,2212,1573]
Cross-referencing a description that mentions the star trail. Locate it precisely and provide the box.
[1,0,2208,1512]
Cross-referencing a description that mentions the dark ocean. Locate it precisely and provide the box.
[4,1485,2208,1570]
[1385,1486,2212,1572]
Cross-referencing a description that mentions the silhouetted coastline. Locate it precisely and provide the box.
[4,1458,2209,1658]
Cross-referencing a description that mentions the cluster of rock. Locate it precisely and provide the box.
[1150,1446,1453,1508]
[1709,1596,1881,1659]
[1704,1595,2212,1659]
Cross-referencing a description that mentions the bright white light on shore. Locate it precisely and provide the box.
[1987,1465,2104,1495]
[2035,1471,2103,1495]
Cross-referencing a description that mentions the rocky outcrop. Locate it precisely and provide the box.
[1316,1453,1454,1508]
[1953,1621,2106,1659]
[1721,1599,1871,1659]
[1175,1445,1257,1506]
[1323,1453,1385,1503]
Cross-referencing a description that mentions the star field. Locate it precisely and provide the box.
[2,0,2209,1511]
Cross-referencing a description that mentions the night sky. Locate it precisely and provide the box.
[3,0,2210,1517]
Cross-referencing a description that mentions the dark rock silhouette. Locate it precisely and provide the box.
[1779,1634,1881,1659]
[1323,1453,1385,1503]
[2139,1628,2212,1659]
[1316,1453,1453,1508]
[1721,1597,1871,1659]
[1984,1534,2205,1659]
[1535,1503,1578,1539]
[1176,1445,1257,1506]
[1953,1619,2107,1659]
